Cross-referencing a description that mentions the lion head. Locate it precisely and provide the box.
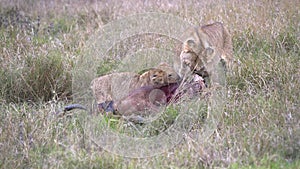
[180,38,217,78]
[156,62,181,84]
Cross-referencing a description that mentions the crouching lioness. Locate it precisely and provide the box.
[90,62,181,113]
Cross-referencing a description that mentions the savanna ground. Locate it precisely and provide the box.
[0,0,299,168]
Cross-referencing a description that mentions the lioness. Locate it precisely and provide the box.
[179,22,235,78]
[91,69,165,105]
[91,62,181,112]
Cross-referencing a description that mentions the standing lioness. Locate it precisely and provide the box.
[179,22,235,78]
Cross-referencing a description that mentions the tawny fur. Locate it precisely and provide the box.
[156,62,181,84]
[91,63,181,106]
[91,70,163,105]
[179,22,235,77]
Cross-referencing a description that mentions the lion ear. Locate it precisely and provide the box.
[183,39,196,52]
[186,39,196,47]
[204,47,215,63]
[205,47,214,56]
[139,69,152,78]
[157,62,169,68]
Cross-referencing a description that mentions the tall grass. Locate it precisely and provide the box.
[0,0,299,168]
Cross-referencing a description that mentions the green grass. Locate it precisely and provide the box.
[229,156,300,169]
[0,0,299,168]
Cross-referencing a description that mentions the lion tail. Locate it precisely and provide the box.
[63,104,87,112]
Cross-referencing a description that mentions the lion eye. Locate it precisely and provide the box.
[152,74,157,78]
